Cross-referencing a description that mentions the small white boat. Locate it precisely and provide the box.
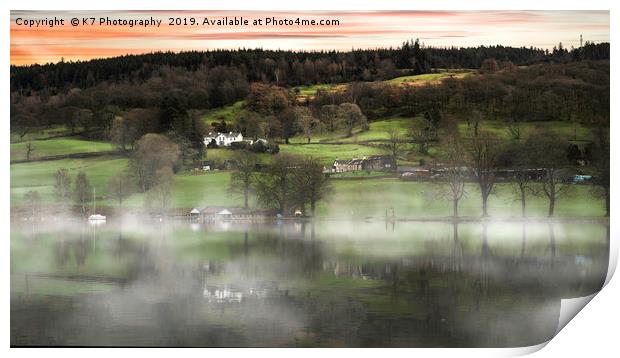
[88,188,106,223]
[88,214,106,221]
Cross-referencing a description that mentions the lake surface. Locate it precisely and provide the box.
[11,219,609,347]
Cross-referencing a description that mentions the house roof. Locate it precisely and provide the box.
[190,208,201,214]
[221,132,242,138]
[200,206,227,214]
[205,132,243,139]
[200,207,236,215]
[334,158,363,165]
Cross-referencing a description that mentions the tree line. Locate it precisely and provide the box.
[11,41,608,94]
[434,125,609,218]
[229,152,331,216]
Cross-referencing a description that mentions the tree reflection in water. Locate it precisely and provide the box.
[11,220,608,347]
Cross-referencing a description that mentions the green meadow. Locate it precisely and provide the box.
[386,70,475,86]
[200,100,244,125]
[11,137,116,161]
[293,83,339,96]
[457,120,596,142]
[288,117,419,144]
[292,69,476,100]
[317,179,605,219]
[11,155,605,218]
[10,156,129,204]
[10,125,73,142]
[279,143,387,164]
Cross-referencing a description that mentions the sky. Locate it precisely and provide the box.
[10,10,610,66]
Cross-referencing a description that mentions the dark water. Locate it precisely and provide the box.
[11,219,609,347]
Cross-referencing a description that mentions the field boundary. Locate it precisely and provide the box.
[10,150,125,164]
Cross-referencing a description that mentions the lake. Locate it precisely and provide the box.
[10,219,609,347]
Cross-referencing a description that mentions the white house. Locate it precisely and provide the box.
[204,132,244,147]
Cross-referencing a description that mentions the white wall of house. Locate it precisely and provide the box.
[204,132,244,147]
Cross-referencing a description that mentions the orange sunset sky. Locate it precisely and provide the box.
[10,10,610,66]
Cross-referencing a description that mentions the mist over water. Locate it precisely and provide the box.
[10,218,609,347]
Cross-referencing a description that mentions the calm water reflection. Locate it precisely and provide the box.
[11,219,608,347]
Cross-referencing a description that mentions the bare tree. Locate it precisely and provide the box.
[292,157,332,216]
[296,107,320,143]
[319,104,340,132]
[498,141,534,217]
[73,171,93,215]
[273,108,295,144]
[228,151,258,209]
[253,154,297,214]
[480,58,499,73]
[338,103,368,137]
[107,172,135,208]
[526,130,571,217]
[53,168,72,209]
[25,141,34,161]
[12,112,37,141]
[437,133,467,218]
[110,116,134,152]
[130,133,180,192]
[467,129,501,217]
[147,167,175,216]
[408,118,434,154]
[386,128,404,161]
[73,108,94,133]
[24,190,41,219]
[513,171,535,217]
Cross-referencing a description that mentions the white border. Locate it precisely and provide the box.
[2,1,617,357]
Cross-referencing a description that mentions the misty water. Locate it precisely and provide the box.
[11,219,608,347]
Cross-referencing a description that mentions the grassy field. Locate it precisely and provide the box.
[203,148,272,164]
[200,101,244,125]
[292,83,343,102]
[386,70,475,86]
[293,83,340,96]
[11,154,605,219]
[285,117,597,167]
[10,156,129,204]
[114,171,241,209]
[458,120,596,142]
[10,126,73,142]
[10,156,237,209]
[10,137,116,161]
[288,117,420,144]
[290,115,594,145]
[317,179,605,219]
[292,70,476,100]
[279,143,388,164]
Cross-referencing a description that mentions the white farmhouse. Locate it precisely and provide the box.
[204,132,244,147]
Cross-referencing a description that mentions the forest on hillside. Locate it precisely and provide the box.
[11,40,609,93]
[10,40,609,139]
